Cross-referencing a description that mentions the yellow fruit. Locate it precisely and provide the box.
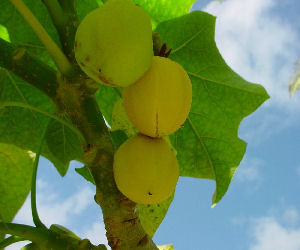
[74,0,153,87]
[123,56,192,137]
[113,134,179,204]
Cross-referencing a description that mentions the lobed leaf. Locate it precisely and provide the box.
[0,143,34,239]
[0,70,83,176]
[139,194,174,237]
[158,245,174,250]
[0,0,59,68]
[155,11,269,205]
[133,0,195,25]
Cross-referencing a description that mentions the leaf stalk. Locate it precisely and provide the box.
[9,0,75,77]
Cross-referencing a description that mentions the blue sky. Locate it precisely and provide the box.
[7,0,300,249]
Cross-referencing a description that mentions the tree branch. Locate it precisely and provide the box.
[54,80,158,249]
[0,223,48,243]
[0,38,58,98]
[0,222,105,249]
[43,0,78,63]
[9,0,76,77]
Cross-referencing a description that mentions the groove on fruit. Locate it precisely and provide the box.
[155,110,159,137]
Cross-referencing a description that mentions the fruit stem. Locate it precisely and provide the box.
[30,125,48,230]
[9,0,76,77]
[43,0,78,63]
[0,222,48,243]
[0,236,26,248]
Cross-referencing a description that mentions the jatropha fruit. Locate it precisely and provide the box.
[113,134,179,204]
[123,56,192,137]
[114,55,192,204]
[78,0,192,205]
[74,0,153,87]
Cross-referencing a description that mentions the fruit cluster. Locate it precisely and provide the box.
[75,0,192,204]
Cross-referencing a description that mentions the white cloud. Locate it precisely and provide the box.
[246,208,300,250]
[78,222,109,249]
[201,0,300,142]
[5,179,98,249]
[233,157,264,193]
[282,208,299,227]
[203,0,300,109]
[5,241,31,250]
[297,166,300,177]
[229,208,300,250]
[250,215,300,250]
[235,157,264,183]
[13,181,94,227]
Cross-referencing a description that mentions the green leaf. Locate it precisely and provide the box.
[156,11,269,205]
[45,118,83,166]
[75,166,95,185]
[289,61,300,97]
[0,0,59,68]
[111,99,137,137]
[95,85,120,125]
[110,130,128,150]
[133,0,195,24]
[0,70,82,176]
[138,194,174,237]
[158,245,174,250]
[0,143,34,235]
[49,224,81,240]
[76,0,102,22]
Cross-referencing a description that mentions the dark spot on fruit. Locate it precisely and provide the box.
[147,204,151,207]
[148,192,152,196]
[157,204,160,207]
[98,68,101,72]
[80,62,85,67]
[85,56,90,62]
[150,209,154,213]
[97,75,117,87]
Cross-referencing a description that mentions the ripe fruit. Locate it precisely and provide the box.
[113,134,179,204]
[74,0,153,87]
[123,56,192,137]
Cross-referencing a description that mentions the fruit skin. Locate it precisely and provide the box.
[113,134,179,204]
[123,56,192,137]
[74,0,153,87]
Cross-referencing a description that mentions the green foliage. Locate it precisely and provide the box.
[139,195,174,237]
[0,70,81,176]
[0,143,34,237]
[133,0,195,24]
[158,245,174,250]
[0,0,269,248]
[155,11,269,205]
[75,166,95,185]
[45,118,83,164]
